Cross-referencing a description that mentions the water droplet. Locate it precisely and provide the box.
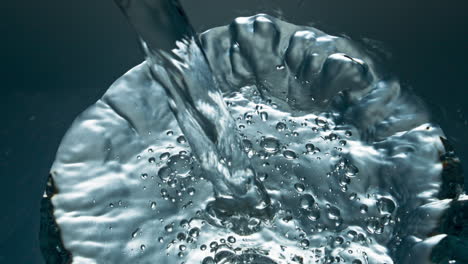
[283,150,297,159]
[140,173,148,180]
[227,236,236,243]
[260,137,280,153]
[260,111,269,121]
[276,65,285,70]
[150,201,157,210]
[345,131,352,137]
[166,130,174,136]
[148,157,156,163]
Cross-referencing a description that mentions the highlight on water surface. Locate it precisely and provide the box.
[40,3,466,264]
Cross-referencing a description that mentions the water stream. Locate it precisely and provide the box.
[115,0,271,216]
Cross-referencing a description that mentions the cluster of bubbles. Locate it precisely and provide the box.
[119,88,401,263]
[43,14,465,264]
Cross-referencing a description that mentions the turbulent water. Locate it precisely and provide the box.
[41,5,466,264]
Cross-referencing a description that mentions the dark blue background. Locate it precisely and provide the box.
[1,0,467,263]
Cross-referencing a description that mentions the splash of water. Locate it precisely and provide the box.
[41,3,466,264]
[115,0,270,214]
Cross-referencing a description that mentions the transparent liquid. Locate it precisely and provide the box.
[116,0,270,213]
[43,2,466,264]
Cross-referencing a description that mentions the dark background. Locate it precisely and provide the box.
[1,0,467,263]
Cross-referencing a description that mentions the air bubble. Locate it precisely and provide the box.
[377,198,396,214]
[345,164,359,177]
[305,143,315,152]
[260,137,280,153]
[167,154,192,177]
[202,257,215,264]
[360,204,368,214]
[160,152,170,160]
[294,183,305,192]
[283,150,297,160]
[158,166,172,181]
[187,187,195,196]
[327,206,341,220]
[258,173,268,182]
[307,208,320,221]
[366,218,383,234]
[299,194,314,209]
[242,139,253,152]
[131,228,140,238]
[276,122,287,131]
[315,117,328,127]
[165,224,174,233]
[189,227,200,237]
[177,136,187,144]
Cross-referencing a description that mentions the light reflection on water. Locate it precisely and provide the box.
[40,11,466,264]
